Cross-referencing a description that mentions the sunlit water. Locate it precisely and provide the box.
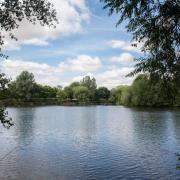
[0,106,180,180]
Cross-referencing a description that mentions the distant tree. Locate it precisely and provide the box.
[96,87,110,101]
[15,71,35,100]
[81,76,97,101]
[115,86,131,106]
[63,82,80,100]
[108,74,180,106]
[132,76,146,105]
[73,86,89,103]
[64,86,73,100]
[8,81,17,98]
[129,74,173,106]
[56,89,66,102]
[70,82,80,88]
[34,84,57,98]
[101,0,180,93]
[109,88,117,104]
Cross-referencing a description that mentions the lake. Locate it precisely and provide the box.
[0,106,180,179]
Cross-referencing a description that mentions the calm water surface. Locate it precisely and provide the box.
[0,106,180,180]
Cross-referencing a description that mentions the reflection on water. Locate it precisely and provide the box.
[0,106,180,179]
[15,108,36,146]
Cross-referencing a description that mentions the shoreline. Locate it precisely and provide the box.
[1,99,180,108]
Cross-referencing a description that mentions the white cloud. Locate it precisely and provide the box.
[110,53,134,66]
[108,40,143,53]
[58,55,101,72]
[3,40,21,51]
[96,67,135,89]
[0,59,61,86]
[0,55,101,86]
[2,0,90,50]
[23,39,49,46]
[1,60,54,77]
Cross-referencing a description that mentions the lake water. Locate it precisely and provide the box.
[0,106,180,180]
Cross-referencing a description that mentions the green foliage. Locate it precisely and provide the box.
[111,74,180,107]
[34,84,58,98]
[63,82,80,100]
[14,71,35,100]
[95,87,110,102]
[101,0,180,91]
[70,82,80,88]
[56,89,66,102]
[109,86,131,105]
[129,74,179,106]
[130,75,151,106]
[73,86,89,103]
[8,81,17,98]
[81,76,97,101]
[64,86,73,100]
[116,85,131,106]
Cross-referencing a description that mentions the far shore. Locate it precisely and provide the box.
[1,98,180,108]
[0,98,113,107]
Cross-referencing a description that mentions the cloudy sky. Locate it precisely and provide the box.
[1,0,142,89]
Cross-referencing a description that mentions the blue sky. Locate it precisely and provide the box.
[1,0,142,89]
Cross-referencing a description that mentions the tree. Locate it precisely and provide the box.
[14,71,35,100]
[109,88,117,104]
[64,86,73,100]
[115,85,131,106]
[70,82,80,88]
[81,76,97,101]
[34,84,57,98]
[130,75,151,106]
[63,82,80,100]
[96,87,110,102]
[101,0,180,91]
[56,89,66,102]
[73,86,89,103]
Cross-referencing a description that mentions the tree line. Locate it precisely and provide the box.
[0,71,111,105]
[111,75,180,107]
[0,71,179,107]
